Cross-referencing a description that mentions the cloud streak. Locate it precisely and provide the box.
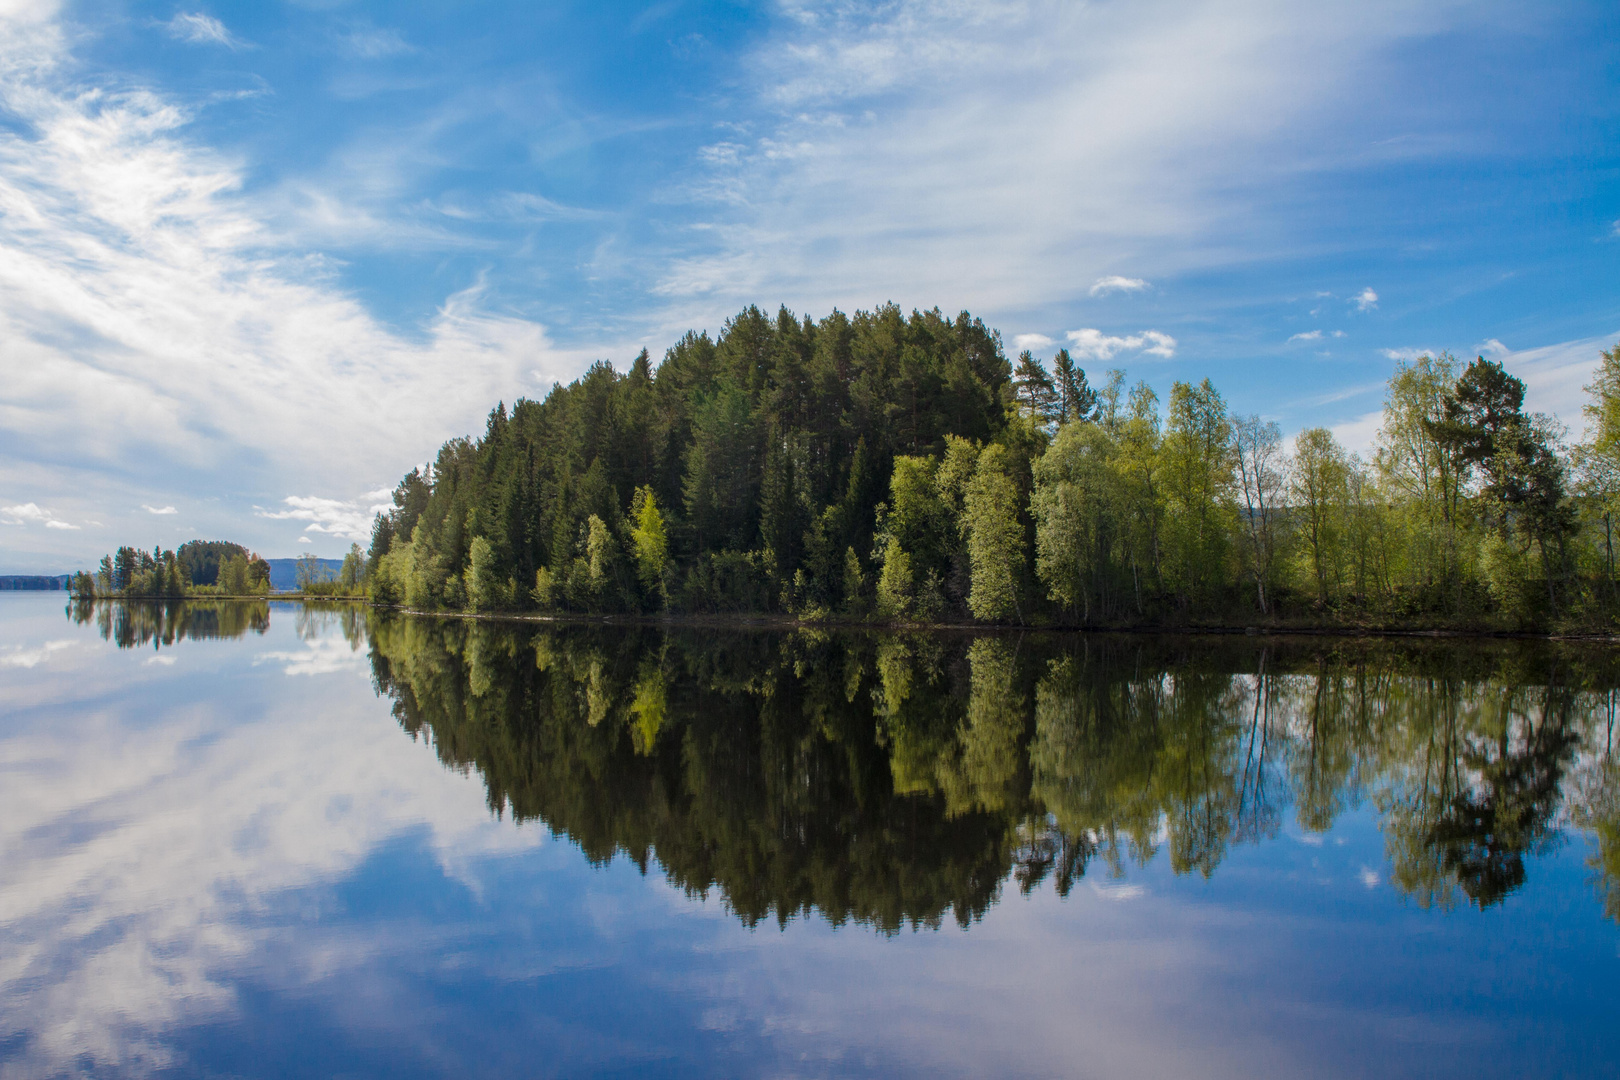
[658,0,1481,319]
[163,13,244,49]
[1089,276,1150,297]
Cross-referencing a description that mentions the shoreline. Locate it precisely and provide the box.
[64,592,1620,644]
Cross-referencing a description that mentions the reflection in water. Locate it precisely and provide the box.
[67,597,273,649]
[362,615,1620,929]
[67,598,371,655]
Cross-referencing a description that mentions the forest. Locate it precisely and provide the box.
[364,303,1620,631]
[74,541,367,598]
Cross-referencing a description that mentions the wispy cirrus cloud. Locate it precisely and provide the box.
[1379,346,1442,363]
[0,7,586,562]
[659,0,1487,319]
[340,25,414,60]
[1288,330,1323,343]
[164,13,244,49]
[1066,328,1176,361]
[142,505,177,515]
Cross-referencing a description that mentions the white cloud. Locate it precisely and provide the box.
[1353,287,1378,312]
[1013,333,1054,351]
[1,503,79,530]
[342,26,414,59]
[1089,276,1150,297]
[143,654,176,666]
[142,505,177,515]
[0,619,536,1074]
[656,0,1478,316]
[1332,330,1346,338]
[1288,330,1322,342]
[0,639,76,669]
[1329,408,1383,456]
[1090,882,1146,901]
[1358,867,1381,889]
[163,13,243,49]
[1476,338,1509,356]
[257,490,393,543]
[1065,328,1177,361]
[253,637,370,677]
[1379,346,1437,362]
[1499,332,1620,439]
[1337,332,1617,452]
[0,15,590,559]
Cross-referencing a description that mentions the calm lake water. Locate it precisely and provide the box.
[2,593,1618,1078]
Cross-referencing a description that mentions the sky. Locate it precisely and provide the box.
[0,0,1616,572]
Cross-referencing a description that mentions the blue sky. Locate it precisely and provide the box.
[1,0,1617,570]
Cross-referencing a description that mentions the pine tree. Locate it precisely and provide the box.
[1012,351,1057,426]
[1052,349,1097,425]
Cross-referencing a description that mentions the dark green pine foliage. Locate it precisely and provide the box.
[371,305,1013,615]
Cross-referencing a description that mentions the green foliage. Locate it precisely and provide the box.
[466,535,505,612]
[629,486,669,602]
[1032,422,1123,620]
[875,537,914,619]
[89,542,268,598]
[346,307,1620,630]
[175,540,249,587]
[963,445,1025,621]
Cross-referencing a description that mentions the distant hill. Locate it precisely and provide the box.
[0,575,70,591]
[265,558,345,592]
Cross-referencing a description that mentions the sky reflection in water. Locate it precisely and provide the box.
[1,593,1617,1078]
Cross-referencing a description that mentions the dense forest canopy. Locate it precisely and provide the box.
[364,303,1620,630]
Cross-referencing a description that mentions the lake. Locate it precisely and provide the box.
[1,593,1617,1078]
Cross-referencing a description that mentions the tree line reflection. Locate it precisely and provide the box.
[66,597,372,653]
[59,600,1620,929]
[66,596,272,649]
[362,615,1620,930]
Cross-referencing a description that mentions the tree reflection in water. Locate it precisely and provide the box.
[355,614,1620,930]
[64,601,1620,928]
[67,596,273,650]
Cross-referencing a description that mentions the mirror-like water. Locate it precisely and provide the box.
[2,593,1618,1078]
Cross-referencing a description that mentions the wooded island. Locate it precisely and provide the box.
[76,304,1620,632]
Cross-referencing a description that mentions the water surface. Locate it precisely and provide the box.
[2,594,1617,1078]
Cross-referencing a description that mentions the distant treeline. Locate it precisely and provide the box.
[71,541,366,599]
[361,303,1620,631]
[0,575,69,591]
